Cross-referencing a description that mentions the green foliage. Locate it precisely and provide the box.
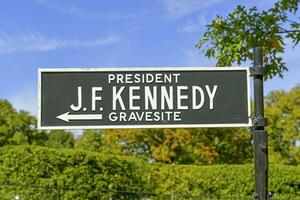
[196,0,300,79]
[45,130,75,149]
[265,86,300,165]
[0,145,145,199]
[0,99,47,146]
[0,146,299,199]
[75,130,104,151]
[0,100,76,149]
[149,163,300,199]
[104,128,253,165]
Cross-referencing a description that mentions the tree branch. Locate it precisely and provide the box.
[278,29,300,34]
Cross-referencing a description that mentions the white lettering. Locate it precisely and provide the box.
[161,86,173,110]
[120,112,127,121]
[177,86,188,110]
[108,74,115,83]
[192,86,205,109]
[108,111,182,122]
[112,86,125,110]
[70,86,82,111]
[146,74,154,83]
[129,86,140,110]
[125,74,133,83]
[145,86,157,110]
[174,112,181,121]
[109,112,117,121]
[173,74,180,83]
[116,74,124,83]
[156,74,163,83]
[92,87,102,111]
[205,85,218,110]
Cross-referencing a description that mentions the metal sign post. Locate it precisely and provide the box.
[251,47,268,200]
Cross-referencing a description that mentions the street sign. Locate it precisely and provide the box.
[38,67,251,130]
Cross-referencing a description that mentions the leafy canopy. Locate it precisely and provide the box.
[104,128,253,165]
[0,99,74,148]
[75,130,104,151]
[45,130,74,148]
[0,100,46,146]
[265,86,300,164]
[196,0,300,79]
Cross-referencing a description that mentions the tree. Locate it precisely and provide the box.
[0,99,47,146]
[75,130,104,151]
[0,100,19,146]
[104,128,252,164]
[265,86,300,164]
[45,130,74,148]
[196,0,300,79]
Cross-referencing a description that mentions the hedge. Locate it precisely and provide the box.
[0,145,299,199]
[148,164,300,199]
[0,145,146,199]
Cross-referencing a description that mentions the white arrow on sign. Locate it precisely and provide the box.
[56,112,103,122]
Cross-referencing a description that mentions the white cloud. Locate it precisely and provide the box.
[175,48,216,67]
[161,0,221,17]
[83,35,121,47]
[182,49,202,66]
[177,14,209,33]
[34,0,143,20]
[0,31,121,54]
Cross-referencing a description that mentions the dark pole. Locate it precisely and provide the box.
[251,47,268,200]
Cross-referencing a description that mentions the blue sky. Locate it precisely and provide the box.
[0,0,299,115]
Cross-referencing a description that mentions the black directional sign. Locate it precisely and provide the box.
[38,68,251,129]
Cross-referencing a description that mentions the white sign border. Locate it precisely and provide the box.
[38,67,252,130]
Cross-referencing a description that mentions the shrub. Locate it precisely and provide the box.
[0,145,299,199]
